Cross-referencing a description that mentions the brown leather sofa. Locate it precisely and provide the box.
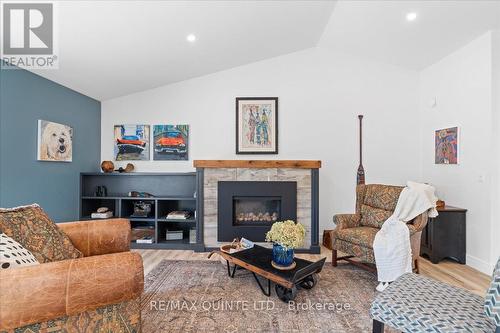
[0,218,144,333]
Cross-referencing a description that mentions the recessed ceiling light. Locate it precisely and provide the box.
[406,12,417,21]
[186,34,196,42]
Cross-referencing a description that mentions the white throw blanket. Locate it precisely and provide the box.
[373,181,438,283]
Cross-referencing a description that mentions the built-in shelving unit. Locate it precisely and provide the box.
[79,172,203,251]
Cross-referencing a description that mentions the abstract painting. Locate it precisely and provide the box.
[153,125,189,160]
[236,97,278,154]
[114,125,150,160]
[37,120,73,162]
[435,127,458,164]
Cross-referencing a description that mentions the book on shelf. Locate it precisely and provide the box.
[165,210,192,220]
[136,236,154,244]
[91,211,113,219]
[189,228,196,244]
[166,230,183,240]
[131,226,154,241]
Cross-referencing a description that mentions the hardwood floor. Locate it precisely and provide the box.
[134,246,491,296]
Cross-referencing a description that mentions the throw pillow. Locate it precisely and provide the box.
[0,232,39,269]
[0,204,83,263]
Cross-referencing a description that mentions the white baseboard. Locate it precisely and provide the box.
[466,254,494,275]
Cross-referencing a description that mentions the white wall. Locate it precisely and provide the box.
[491,30,500,265]
[419,32,495,273]
[102,47,421,234]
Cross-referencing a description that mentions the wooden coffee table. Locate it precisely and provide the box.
[209,245,326,302]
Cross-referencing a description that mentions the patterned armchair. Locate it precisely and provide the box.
[327,184,428,273]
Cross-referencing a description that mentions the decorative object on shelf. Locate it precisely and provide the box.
[436,199,445,208]
[189,228,197,244]
[265,220,305,269]
[128,191,155,198]
[37,120,73,162]
[435,126,458,164]
[153,125,189,160]
[116,163,135,173]
[356,115,365,185]
[165,210,192,220]
[91,207,113,219]
[136,236,154,244]
[101,160,114,173]
[114,124,150,161]
[95,186,107,197]
[131,201,152,217]
[236,97,278,154]
[166,230,184,240]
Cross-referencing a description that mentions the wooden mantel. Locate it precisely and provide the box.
[193,160,321,169]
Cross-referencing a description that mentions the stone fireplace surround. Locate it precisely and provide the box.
[194,160,321,253]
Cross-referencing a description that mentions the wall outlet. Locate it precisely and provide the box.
[429,97,437,108]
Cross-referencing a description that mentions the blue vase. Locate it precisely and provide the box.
[272,243,294,266]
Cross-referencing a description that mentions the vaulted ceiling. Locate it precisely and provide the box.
[19,0,500,100]
[28,0,336,100]
[319,0,500,70]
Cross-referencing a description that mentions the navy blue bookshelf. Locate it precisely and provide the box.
[80,172,203,251]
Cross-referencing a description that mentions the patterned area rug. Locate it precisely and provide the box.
[141,260,379,332]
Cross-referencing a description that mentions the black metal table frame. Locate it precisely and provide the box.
[226,260,272,296]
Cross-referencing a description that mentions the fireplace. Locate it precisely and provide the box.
[218,181,297,242]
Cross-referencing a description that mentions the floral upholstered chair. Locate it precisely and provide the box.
[327,184,428,273]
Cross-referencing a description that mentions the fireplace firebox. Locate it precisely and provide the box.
[218,181,297,242]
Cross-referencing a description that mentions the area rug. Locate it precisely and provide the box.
[141,260,379,333]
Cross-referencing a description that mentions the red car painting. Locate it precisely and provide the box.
[116,135,146,154]
[154,131,187,155]
[117,135,146,147]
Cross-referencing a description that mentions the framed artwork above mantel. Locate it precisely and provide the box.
[236,97,278,154]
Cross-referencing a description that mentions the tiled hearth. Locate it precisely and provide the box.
[194,160,321,252]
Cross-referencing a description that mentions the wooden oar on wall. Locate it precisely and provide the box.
[356,115,365,185]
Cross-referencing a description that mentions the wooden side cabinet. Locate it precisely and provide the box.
[420,206,467,264]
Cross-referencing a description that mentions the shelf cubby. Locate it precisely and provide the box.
[80,198,118,220]
[157,199,196,220]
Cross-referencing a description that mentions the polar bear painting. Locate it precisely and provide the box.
[37,120,73,162]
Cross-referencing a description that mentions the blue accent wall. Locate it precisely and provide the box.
[0,67,101,222]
